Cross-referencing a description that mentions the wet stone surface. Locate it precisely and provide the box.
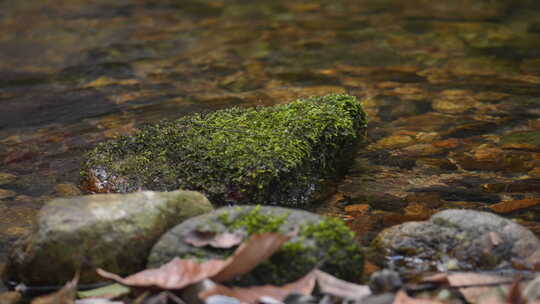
[1,0,540,289]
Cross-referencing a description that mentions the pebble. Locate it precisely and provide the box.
[0,172,16,185]
[432,97,474,114]
[0,189,16,200]
[374,135,415,149]
[54,183,82,197]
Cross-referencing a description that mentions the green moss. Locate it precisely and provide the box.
[215,206,363,285]
[219,205,289,234]
[81,94,367,206]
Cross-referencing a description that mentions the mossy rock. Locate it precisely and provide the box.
[2,191,212,287]
[147,205,364,286]
[81,94,367,206]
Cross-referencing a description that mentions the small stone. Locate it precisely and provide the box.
[473,91,509,102]
[399,143,443,157]
[374,135,414,149]
[529,167,540,178]
[432,97,474,114]
[369,269,402,294]
[54,183,82,197]
[0,189,16,200]
[500,131,540,151]
[0,173,16,185]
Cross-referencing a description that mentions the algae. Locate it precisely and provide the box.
[81,94,367,206]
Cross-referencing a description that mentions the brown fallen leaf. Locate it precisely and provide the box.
[97,232,293,290]
[211,232,293,283]
[97,258,227,290]
[0,291,22,304]
[392,289,445,304]
[314,270,370,300]
[200,270,316,303]
[31,274,78,304]
[183,229,246,248]
[445,272,513,304]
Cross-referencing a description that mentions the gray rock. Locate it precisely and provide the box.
[2,190,213,286]
[372,209,540,274]
[148,206,364,286]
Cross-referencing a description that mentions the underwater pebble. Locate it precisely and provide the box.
[432,97,473,114]
[529,167,540,178]
[374,135,414,149]
[0,189,16,200]
[54,183,82,197]
[0,173,16,185]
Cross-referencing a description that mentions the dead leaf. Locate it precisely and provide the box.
[97,258,227,290]
[200,271,316,303]
[32,274,79,304]
[0,291,22,304]
[211,232,293,283]
[314,270,370,300]
[445,272,512,304]
[392,289,445,304]
[77,283,130,299]
[506,277,526,304]
[97,232,292,290]
[183,230,246,248]
[75,299,124,304]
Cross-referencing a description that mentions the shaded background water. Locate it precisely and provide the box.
[2,0,540,288]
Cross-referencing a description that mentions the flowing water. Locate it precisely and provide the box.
[2,0,540,287]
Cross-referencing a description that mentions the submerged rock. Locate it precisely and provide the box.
[148,205,364,286]
[81,94,367,206]
[372,209,540,275]
[2,190,212,287]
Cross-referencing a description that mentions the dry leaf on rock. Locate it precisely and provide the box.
[314,270,370,300]
[77,283,131,300]
[183,230,246,248]
[211,232,293,283]
[445,272,513,304]
[31,274,79,304]
[76,299,124,304]
[97,232,292,290]
[200,271,316,303]
[97,258,227,290]
[0,291,22,304]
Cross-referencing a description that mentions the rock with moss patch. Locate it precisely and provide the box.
[81,94,367,206]
[148,205,364,285]
[372,209,540,276]
[2,190,212,287]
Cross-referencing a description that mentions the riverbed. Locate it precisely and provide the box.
[1,0,540,288]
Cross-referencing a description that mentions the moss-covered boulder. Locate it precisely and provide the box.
[147,205,364,286]
[2,190,212,287]
[81,94,367,206]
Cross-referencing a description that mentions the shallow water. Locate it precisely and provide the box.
[2,0,540,286]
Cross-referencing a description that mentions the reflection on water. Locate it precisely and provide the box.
[1,0,540,280]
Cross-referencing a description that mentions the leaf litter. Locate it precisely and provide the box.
[19,232,540,304]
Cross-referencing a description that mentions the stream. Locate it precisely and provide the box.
[1,0,540,290]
